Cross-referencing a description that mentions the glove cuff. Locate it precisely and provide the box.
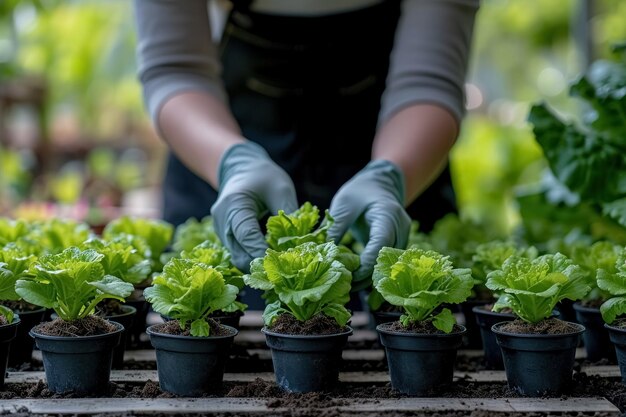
[364,159,406,205]
[217,141,271,187]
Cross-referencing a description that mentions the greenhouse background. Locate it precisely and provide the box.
[0,0,623,233]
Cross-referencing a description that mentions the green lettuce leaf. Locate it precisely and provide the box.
[172,216,221,254]
[81,238,151,285]
[266,202,334,251]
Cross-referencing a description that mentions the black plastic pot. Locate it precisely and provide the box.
[371,311,403,328]
[574,303,614,362]
[8,307,45,367]
[461,299,492,349]
[146,324,237,396]
[492,321,584,396]
[125,299,149,348]
[107,306,136,369]
[605,323,626,383]
[472,306,515,369]
[263,326,353,393]
[0,317,20,388]
[377,323,465,395]
[30,321,123,394]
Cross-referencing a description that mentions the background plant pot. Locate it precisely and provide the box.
[0,317,20,388]
[377,323,465,395]
[124,298,149,348]
[472,306,515,369]
[574,303,615,362]
[605,323,626,384]
[30,321,123,394]
[492,321,584,396]
[461,299,492,349]
[263,326,353,393]
[371,311,402,328]
[107,305,136,369]
[8,308,45,367]
[146,324,237,396]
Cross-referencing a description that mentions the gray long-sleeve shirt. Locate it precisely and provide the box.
[134,0,478,128]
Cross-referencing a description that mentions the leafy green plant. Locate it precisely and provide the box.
[103,216,173,272]
[597,248,626,324]
[0,218,31,247]
[471,241,538,298]
[486,253,590,323]
[31,219,92,254]
[373,247,473,333]
[266,202,333,251]
[570,241,621,302]
[181,241,246,313]
[144,258,239,336]
[15,247,133,321]
[81,237,151,285]
[528,53,626,228]
[0,243,39,321]
[244,242,358,327]
[172,216,221,253]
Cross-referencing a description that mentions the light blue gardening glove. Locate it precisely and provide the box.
[211,141,298,272]
[328,160,411,291]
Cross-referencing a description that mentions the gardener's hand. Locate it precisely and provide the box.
[328,160,411,291]
[211,141,298,272]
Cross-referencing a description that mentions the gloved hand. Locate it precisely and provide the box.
[211,141,298,272]
[328,160,411,291]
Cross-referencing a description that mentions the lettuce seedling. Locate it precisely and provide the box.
[570,241,620,302]
[81,237,152,285]
[486,253,590,323]
[172,216,221,253]
[15,247,133,321]
[181,241,246,313]
[0,244,36,322]
[0,218,31,247]
[244,242,357,327]
[31,219,92,255]
[266,202,333,251]
[597,248,626,324]
[471,241,538,299]
[103,216,173,271]
[373,247,473,333]
[144,258,239,336]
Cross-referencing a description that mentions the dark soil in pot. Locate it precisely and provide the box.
[161,310,244,330]
[473,305,515,369]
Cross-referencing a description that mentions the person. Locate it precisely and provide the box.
[133,0,479,295]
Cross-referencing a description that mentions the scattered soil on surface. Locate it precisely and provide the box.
[32,316,117,337]
[498,318,579,335]
[96,299,127,317]
[379,321,464,335]
[268,314,347,335]
[149,318,234,337]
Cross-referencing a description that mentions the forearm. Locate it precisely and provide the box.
[159,92,246,188]
[372,104,458,205]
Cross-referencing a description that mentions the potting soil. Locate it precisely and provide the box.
[499,318,579,334]
[268,314,346,335]
[33,316,117,337]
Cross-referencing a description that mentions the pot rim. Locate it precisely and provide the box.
[30,319,124,340]
[572,302,601,314]
[471,305,515,318]
[262,325,353,339]
[146,323,238,340]
[376,323,466,338]
[604,322,626,332]
[103,304,137,319]
[0,317,21,328]
[491,320,585,338]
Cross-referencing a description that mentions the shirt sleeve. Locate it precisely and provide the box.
[379,0,479,126]
[133,0,226,124]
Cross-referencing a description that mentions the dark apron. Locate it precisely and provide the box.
[162,0,457,233]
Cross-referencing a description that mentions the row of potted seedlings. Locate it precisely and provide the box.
[1,206,626,398]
